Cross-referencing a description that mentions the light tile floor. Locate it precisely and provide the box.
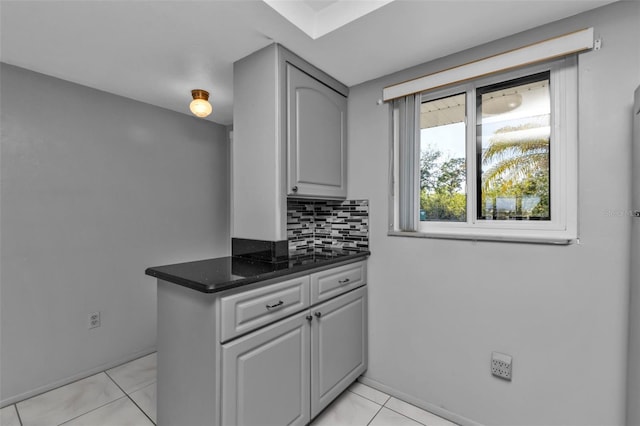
[0,353,458,426]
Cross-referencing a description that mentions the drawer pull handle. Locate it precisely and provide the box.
[338,278,350,284]
[266,300,284,310]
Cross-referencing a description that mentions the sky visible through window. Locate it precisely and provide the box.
[421,124,465,159]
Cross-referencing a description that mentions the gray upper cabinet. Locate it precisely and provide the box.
[287,64,347,199]
[233,44,349,242]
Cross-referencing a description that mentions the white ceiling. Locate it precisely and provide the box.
[263,0,395,39]
[0,0,615,126]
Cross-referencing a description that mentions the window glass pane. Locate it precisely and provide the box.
[419,93,466,222]
[477,72,551,221]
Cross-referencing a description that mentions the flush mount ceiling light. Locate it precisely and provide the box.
[263,0,395,39]
[190,89,212,118]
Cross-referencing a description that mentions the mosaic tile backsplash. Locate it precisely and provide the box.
[287,199,369,256]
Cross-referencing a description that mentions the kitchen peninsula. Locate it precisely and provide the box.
[146,250,369,426]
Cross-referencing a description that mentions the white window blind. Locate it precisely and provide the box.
[383,27,593,101]
[395,94,420,231]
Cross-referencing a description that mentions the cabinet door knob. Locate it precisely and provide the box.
[314,311,322,318]
[306,315,313,321]
[292,186,298,192]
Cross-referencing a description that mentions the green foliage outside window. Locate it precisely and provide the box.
[420,124,550,222]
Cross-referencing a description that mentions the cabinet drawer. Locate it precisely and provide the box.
[310,261,366,304]
[220,276,310,342]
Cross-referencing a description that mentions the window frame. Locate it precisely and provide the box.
[389,57,578,244]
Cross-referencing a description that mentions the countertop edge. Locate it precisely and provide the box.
[145,251,370,294]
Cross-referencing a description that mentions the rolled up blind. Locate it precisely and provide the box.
[383,27,593,101]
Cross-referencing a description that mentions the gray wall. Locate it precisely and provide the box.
[0,64,230,404]
[347,2,639,425]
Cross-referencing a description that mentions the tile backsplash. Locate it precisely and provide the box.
[287,199,369,256]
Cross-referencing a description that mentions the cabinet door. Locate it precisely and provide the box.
[222,311,311,426]
[311,286,368,418]
[287,63,347,199]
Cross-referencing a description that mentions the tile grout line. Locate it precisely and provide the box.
[384,396,459,426]
[365,402,385,426]
[104,371,156,425]
[358,391,429,426]
[342,387,387,426]
[14,403,24,426]
[125,392,156,426]
[12,371,110,411]
[12,372,124,426]
[383,405,429,426]
[347,388,390,407]
[56,396,131,426]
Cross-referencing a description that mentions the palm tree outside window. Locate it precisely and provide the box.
[476,72,551,221]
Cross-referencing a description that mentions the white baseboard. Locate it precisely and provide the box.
[357,375,484,426]
[0,346,156,408]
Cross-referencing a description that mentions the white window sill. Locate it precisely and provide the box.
[387,229,576,245]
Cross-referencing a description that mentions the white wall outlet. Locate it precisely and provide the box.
[88,312,101,329]
[491,352,512,381]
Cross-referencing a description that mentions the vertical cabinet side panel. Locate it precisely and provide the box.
[157,281,220,426]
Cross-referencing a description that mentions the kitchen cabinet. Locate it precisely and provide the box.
[232,44,349,242]
[220,274,311,342]
[311,286,367,418]
[286,63,347,199]
[222,311,311,426]
[221,286,367,425]
[154,258,367,426]
[310,260,366,304]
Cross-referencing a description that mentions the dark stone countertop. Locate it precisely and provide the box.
[145,251,370,294]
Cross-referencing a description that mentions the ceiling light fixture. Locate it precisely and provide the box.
[190,89,212,118]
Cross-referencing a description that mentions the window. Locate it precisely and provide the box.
[390,58,578,244]
[476,72,551,222]
[420,92,467,222]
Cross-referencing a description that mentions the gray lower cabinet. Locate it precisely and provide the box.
[156,260,367,426]
[222,286,368,425]
[311,286,367,418]
[222,312,311,426]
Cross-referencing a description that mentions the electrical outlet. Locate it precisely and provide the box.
[88,312,101,329]
[491,352,512,381]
